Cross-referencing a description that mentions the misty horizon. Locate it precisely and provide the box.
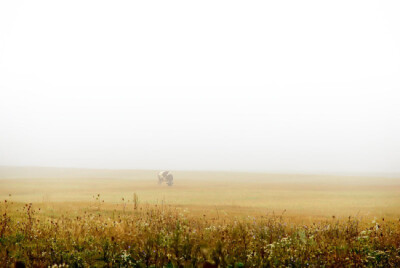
[1,1,399,175]
[1,165,399,179]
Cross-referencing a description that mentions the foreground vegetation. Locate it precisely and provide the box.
[1,168,399,266]
[1,198,400,267]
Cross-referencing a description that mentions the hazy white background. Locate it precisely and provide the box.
[0,1,399,175]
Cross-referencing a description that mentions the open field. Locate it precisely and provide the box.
[1,166,400,220]
[1,167,400,266]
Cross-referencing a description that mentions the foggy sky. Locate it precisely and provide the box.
[0,1,399,174]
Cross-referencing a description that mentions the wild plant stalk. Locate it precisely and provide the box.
[133,192,139,210]
[0,200,10,238]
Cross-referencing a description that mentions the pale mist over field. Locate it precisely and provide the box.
[0,1,399,176]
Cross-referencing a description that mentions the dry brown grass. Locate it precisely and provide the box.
[1,167,400,266]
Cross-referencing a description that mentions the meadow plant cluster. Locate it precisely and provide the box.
[1,198,400,267]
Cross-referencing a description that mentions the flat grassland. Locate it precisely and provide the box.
[1,166,399,220]
[1,167,400,267]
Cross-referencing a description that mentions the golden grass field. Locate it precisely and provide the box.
[1,166,399,220]
[1,167,400,267]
